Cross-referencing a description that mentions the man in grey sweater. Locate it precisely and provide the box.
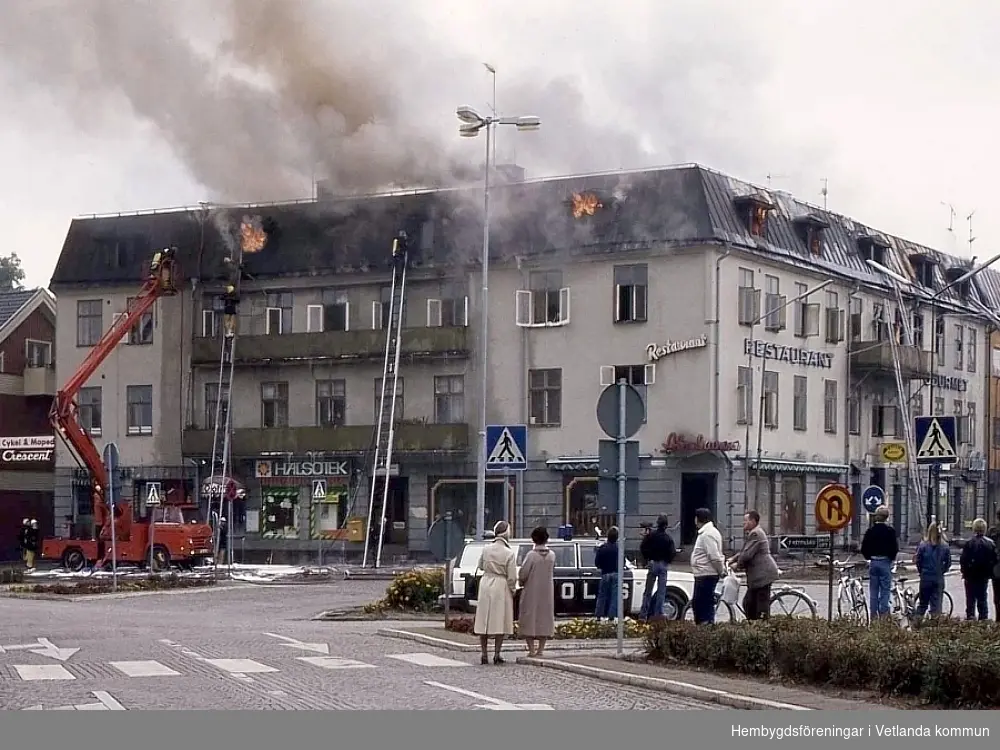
[728,510,780,620]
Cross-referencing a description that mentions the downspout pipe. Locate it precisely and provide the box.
[712,247,733,442]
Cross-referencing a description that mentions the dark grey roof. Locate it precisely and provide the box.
[48,164,1000,314]
[0,289,36,330]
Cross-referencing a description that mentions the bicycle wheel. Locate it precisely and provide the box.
[682,595,737,623]
[770,589,817,618]
[837,590,868,624]
[942,590,954,617]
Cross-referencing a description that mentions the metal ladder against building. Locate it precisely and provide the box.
[884,283,924,523]
[362,233,409,569]
[209,329,238,562]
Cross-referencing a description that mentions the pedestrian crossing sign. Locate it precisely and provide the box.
[914,416,958,465]
[485,424,528,472]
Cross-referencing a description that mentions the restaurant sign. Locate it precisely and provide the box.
[743,338,834,369]
[646,335,708,362]
[661,432,741,454]
[0,435,56,464]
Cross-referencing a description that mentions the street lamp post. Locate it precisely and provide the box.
[746,279,833,510]
[456,105,540,540]
[867,252,1000,527]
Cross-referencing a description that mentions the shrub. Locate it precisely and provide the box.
[379,567,445,611]
[9,575,216,595]
[444,616,648,640]
[644,617,1000,708]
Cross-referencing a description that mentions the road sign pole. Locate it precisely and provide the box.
[616,380,626,657]
[926,462,939,528]
[109,478,118,593]
[444,511,452,626]
[149,506,156,576]
[827,530,834,622]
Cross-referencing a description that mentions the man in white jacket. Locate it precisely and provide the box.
[690,508,726,624]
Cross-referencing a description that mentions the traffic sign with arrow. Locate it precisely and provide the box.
[778,535,831,552]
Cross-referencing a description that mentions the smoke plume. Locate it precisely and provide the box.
[0,0,808,206]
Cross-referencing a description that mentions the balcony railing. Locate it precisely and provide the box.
[849,340,932,379]
[23,366,56,397]
[181,422,470,456]
[191,327,469,366]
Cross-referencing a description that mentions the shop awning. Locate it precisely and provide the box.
[739,458,849,475]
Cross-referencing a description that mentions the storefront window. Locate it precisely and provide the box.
[565,476,612,537]
[780,476,805,535]
[261,487,299,538]
[312,488,350,538]
[427,478,511,537]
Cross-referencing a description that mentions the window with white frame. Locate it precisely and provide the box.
[824,290,844,343]
[261,382,289,428]
[763,275,785,331]
[126,385,153,435]
[316,380,346,427]
[434,375,465,423]
[911,393,924,419]
[322,289,350,331]
[966,326,977,372]
[25,339,52,367]
[823,379,837,434]
[126,296,154,345]
[515,270,569,327]
[205,382,229,431]
[613,264,648,323]
[529,368,561,426]
[911,312,925,349]
[848,395,860,435]
[78,387,102,436]
[870,402,896,438]
[374,286,404,330]
[202,295,223,337]
[599,364,654,423]
[872,302,889,342]
[954,324,964,370]
[934,396,945,416]
[374,377,404,422]
[736,366,753,425]
[793,375,807,431]
[967,402,977,446]
[763,370,778,428]
[427,286,469,327]
[265,292,293,335]
[992,346,1000,377]
[934,317,945,367]
[848,295,862,341]
[737,267,759,326]
[796,283,821,338]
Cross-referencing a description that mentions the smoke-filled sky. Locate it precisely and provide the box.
[1,0,998,287]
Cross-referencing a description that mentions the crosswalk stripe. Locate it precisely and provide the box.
[204,658,278,674]
[386,653,471,667]
[110,660,180,677]
[15,665,75,681]
[297,657,375,670]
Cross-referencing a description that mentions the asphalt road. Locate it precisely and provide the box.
[0,581,716,711]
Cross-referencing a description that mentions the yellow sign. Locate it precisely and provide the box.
[815,483,853,533]
[880,442,907,464]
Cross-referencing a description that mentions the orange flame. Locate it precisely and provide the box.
[571,192,603,218]
[240,215,267,254]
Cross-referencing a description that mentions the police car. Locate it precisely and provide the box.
[444,535,694,620]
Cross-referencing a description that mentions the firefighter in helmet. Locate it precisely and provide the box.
[222,284,239,338]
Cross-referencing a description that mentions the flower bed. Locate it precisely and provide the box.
[363,567,445,615]
[445,616,649,640]
[644,617,1000,708]
[8,575,217,596]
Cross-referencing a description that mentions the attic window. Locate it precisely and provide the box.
[857,235,889,266]
[909,254,936,288]
[734,195,774,238]
[943,266,971,298]
[793,215,829,256]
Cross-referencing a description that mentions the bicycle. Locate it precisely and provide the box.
[682,564,818,621]
[831,557,869,625]
[889,562,954,625]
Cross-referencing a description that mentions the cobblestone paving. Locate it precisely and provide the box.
[0,582,715,710]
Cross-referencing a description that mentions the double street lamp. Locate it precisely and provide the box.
[745,279,834,510]
[455,105,541,541]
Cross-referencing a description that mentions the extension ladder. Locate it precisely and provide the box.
[362,233,409,569]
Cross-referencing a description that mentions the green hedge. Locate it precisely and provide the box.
[363,568,445,613]
[645,618,1000,708]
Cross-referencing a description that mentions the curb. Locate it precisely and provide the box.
[517,657,812,711]
[376,628,643,654]
[0,585,245,602]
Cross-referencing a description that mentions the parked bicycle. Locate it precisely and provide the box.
[889,561,954,625]
[682,564,818,621]
[831,557,869,625]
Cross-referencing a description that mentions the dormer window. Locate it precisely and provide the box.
[857,234,889,266]
[793,214,829,256]
[908,254,937,288]
[734,195,774,238]
[944,266,971,298]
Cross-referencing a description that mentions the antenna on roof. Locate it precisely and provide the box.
[940,202,956,233]
[765,173,788,189]
[967,210,977,258]
[820,178,829,210]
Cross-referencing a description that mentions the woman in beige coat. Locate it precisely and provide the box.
[474,521,517,665]
[518,526,556,657]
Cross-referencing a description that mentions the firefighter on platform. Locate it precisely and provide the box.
[222,284,239,338]
[149,247,176,289]
[391,231,407,268]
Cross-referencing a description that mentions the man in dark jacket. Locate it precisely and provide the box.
[989,510,1000,622]
[594,526,620,620]
[960,518,998,621]
[860,506,898,618]
[638,515,676,619]
[17,518,30,566]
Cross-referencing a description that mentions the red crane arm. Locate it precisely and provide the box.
[50,256,179,526]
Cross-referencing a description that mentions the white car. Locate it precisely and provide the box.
[442,537,694,620]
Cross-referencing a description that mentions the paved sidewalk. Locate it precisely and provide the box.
[378,625,643,654]
[519,654,888,711]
